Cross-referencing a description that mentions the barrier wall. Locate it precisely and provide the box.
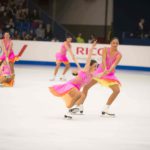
[1,40,150,71]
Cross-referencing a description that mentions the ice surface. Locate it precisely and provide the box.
[0,65,150,150]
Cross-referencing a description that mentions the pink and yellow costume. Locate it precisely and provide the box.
[0,39,16,63]
[94,47,121,87]
[49,70,93,97]
[0,64,11,76]
[0,63,14,87]
[56,43,70,64]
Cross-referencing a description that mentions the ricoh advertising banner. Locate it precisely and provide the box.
[1,40,150,67]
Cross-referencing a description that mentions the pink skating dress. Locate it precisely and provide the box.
[94,47,121,87]
[55,42,71,64]
[0,64,11,76]
[0,39,15,62]
[49,70,93,97]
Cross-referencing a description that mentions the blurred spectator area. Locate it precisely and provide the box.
[113,0,150,45]
[0,0,74,41]
[0,0,113,43]
[1,0,149,45]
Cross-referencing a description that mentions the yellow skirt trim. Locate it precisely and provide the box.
[93,77,121,87]
[56,60,69,64]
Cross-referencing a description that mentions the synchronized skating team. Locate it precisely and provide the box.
[0,33,122,119]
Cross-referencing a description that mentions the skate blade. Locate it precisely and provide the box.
[101,112,116,118]
[64,115,72,120]
[71,112,84,115]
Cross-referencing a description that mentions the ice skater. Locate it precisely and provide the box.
[49,41,105,119]
[71,37,122,117]
[0,32,16,75]
[50,35,80,81]
[0,60,14,87]
[0,32,27,87]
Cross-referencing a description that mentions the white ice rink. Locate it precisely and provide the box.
[0,65,150,150]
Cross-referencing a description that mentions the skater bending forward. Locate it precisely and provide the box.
[48,41,105,119]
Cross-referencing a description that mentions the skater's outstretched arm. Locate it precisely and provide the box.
[1,41,11,73]
[1,40,7,57]
[0,61,3,75]
[7,41,13,57]
[106,54,122,74]
[1,40,12,57]
[101,47,107,71]
[83,40,97,71]
[64,43,81,69]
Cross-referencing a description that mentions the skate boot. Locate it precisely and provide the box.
[70,105,84,115]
